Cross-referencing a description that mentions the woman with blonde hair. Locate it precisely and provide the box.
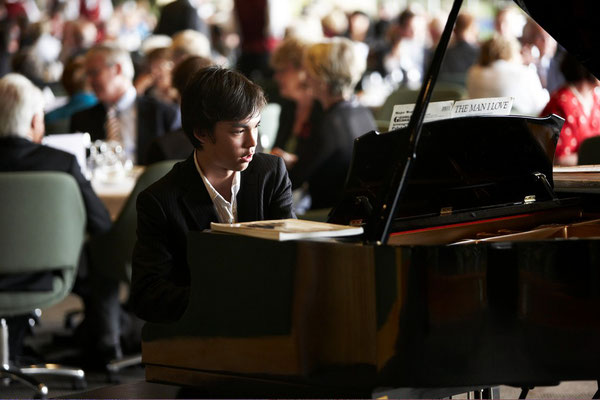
[287,37,376,210]
[269,37,322,169]
[466,34,549,115]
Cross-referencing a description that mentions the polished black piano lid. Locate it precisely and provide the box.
[329,0,599,237]
[328,115,564,232]
[514,0,600,80]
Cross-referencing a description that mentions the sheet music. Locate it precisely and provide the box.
[42,133,90,176]
[388,97,514,131]
[388,101,454,131]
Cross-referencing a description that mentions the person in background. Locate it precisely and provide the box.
[438,12,479,86]
[466,35,549,116]
[427,13,445,50]
[288,37,376,210]
[321,8,348,38]
[70,44,180,165]
[59,18,97,64]
[346,11,373,45]
[154,0,209,38]
[541,53,600,166]
[169,29,212,64]
[133,46,177,105]
[131,67,294,323]
[494,6,523,41]
[233,0,278,80]
[145,55,213,164]
[45,55,97,133]
[269,37,322,170]
[0,73,111,363]
[382,8,427,86]
[521,19,564,93]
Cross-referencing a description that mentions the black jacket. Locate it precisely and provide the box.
[131,152,294,322]
[0,136,111,235]
[70,96,180,165]
[288,99,376,209]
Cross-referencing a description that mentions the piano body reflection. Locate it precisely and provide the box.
[141,0,600,396]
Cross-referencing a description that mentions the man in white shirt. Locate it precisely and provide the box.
[70,44,180,164]
[131,67,294,323]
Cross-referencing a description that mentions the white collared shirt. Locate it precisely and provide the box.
[106,86,138,162]
[194,150,240,224]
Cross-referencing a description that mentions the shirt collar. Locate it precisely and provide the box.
[109,86,137,112]
[193,149,241,203]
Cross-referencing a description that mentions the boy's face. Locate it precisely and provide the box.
[197,113,260,173]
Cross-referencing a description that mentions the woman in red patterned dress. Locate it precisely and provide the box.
[541,53,600,166]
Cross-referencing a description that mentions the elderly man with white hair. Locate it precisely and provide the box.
[0,73,113,364]
[70,44,181,165]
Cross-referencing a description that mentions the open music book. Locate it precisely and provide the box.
[210,219,363,241]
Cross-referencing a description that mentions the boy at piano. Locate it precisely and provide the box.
[130,66,295,323]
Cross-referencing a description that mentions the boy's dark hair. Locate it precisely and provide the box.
[171,55,213,95]
[181,66,266,149]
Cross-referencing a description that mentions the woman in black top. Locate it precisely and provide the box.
[289,37,376,210]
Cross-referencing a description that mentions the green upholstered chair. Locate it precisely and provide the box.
[258,103,282,152]
[87,160,178,377]
[0,171,87,398]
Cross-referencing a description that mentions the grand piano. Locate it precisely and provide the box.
[140,0,600,397]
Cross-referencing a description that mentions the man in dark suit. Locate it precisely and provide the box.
[131,67,294,323]
[70,44,180,165]
[0,73,113,362]
[154,0,209,37]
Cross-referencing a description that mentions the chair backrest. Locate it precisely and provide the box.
[577,136,600,165]
[0,171,86,315]
[258,103,281,152]
[89,160,179,282]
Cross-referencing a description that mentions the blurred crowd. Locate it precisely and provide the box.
[1,0,598,168]
[2,0,597,171]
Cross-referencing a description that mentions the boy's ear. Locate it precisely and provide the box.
[193,129,205,145]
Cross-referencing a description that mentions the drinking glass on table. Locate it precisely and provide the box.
[88,140,133,183]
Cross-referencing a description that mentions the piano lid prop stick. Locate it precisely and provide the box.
[370,0,464,245]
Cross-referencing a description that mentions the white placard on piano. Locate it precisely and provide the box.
[388,101,454,131]
[42,133,90,176]
[451,97,513,117]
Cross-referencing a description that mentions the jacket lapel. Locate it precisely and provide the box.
[236,162,260,222]
[178,155,218,230]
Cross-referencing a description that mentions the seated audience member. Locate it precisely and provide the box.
[382,8,427,85]
[288,37,376,210]
[70,44,181,165]
[439,12,479,86]
[133,47,177,105]
[169,29,212,65]
[541,53,600,166]
[145,55,213,163]
[59,18,98,64]
[45,56,98,132]
[0,73,111,361]
[493,6,522,40]
[131,67,295,323]
[520,19,564,93]
[154,0,209,38]
[466,34,549,115]
[269,37,323,169]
